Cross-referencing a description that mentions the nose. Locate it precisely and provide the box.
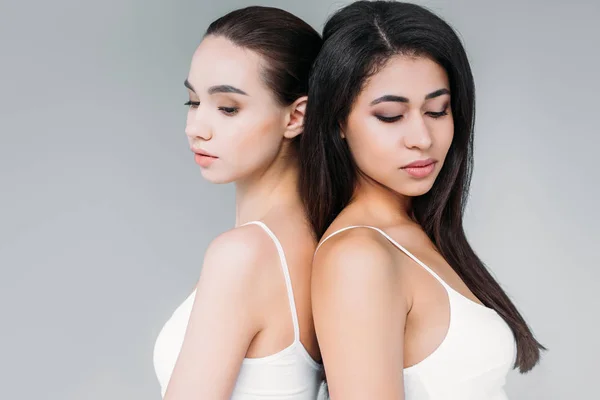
[185,108,213,141]
[403,113,432,150]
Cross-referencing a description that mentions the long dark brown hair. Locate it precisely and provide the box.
[299,0,544,373]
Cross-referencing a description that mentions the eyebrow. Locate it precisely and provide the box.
[370,88,450,105]
[425,88,450,100]
[370,95,408,105]
[184,79,249,96]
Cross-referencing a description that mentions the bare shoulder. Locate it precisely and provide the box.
[165,224,276,398]
[200,223,277,287]
[315,227,397,273]
[311,226,409,398]
[312,227,400,298]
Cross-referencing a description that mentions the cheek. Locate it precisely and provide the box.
[237,115,280,152]
[435,119,454,157]
[346,117,398,167]
[221,112,283,171]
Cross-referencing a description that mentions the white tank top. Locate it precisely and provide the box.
[153,221,323,399]
[317,226,517,400]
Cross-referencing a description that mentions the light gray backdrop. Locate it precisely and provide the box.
[1,0,598,399]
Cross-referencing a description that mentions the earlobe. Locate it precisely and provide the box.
[283,96,307,140]
[338,122,346,139]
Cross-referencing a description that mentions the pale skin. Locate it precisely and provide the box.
[163,35,320,399]
[312,55,488,399]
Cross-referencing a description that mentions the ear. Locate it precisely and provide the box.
[339,122,346,139]
[283,96,307,140]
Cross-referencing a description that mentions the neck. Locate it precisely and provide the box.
[351,172,413,226]
[234,149,300,226]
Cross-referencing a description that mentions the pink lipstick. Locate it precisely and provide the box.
[401,158,437,178]
[191,148,218,167]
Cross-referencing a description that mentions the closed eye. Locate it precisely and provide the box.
[426,110,448,118]
[426,105,450,119]
[184,100,200,109]
[219,106,239,116]
[376,115,403,123]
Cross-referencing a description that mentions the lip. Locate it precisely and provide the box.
[401,158,437,178]
[401,158,436,169]
[191,148,218,158]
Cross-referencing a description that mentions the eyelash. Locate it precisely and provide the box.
[184,101,199,108]
[184,101,239,116]
[427,109,449,119]
[219,106,239,116]
[376,107,450,123]
[376,115,403,123]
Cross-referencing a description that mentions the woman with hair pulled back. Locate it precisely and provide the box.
[153,6,324,399]
[300,1,544,399]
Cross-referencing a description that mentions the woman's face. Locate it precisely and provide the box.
[344,55,454,197]
[184,35,299,184]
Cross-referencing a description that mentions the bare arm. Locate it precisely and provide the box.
[163,226,266,399]
[312,231,408,400]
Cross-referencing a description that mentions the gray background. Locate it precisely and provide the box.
[1,0,598,398]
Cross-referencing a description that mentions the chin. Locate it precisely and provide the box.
[398,180,436,197]
[199,169,235,184]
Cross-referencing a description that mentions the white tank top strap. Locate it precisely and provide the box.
[242,221,300,342]
[316,225,450,290]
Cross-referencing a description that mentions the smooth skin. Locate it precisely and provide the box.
[313,55,487,399]
[163,35,320,399]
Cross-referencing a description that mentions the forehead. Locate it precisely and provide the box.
[187,35,266,93]
[361,55,450,101]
